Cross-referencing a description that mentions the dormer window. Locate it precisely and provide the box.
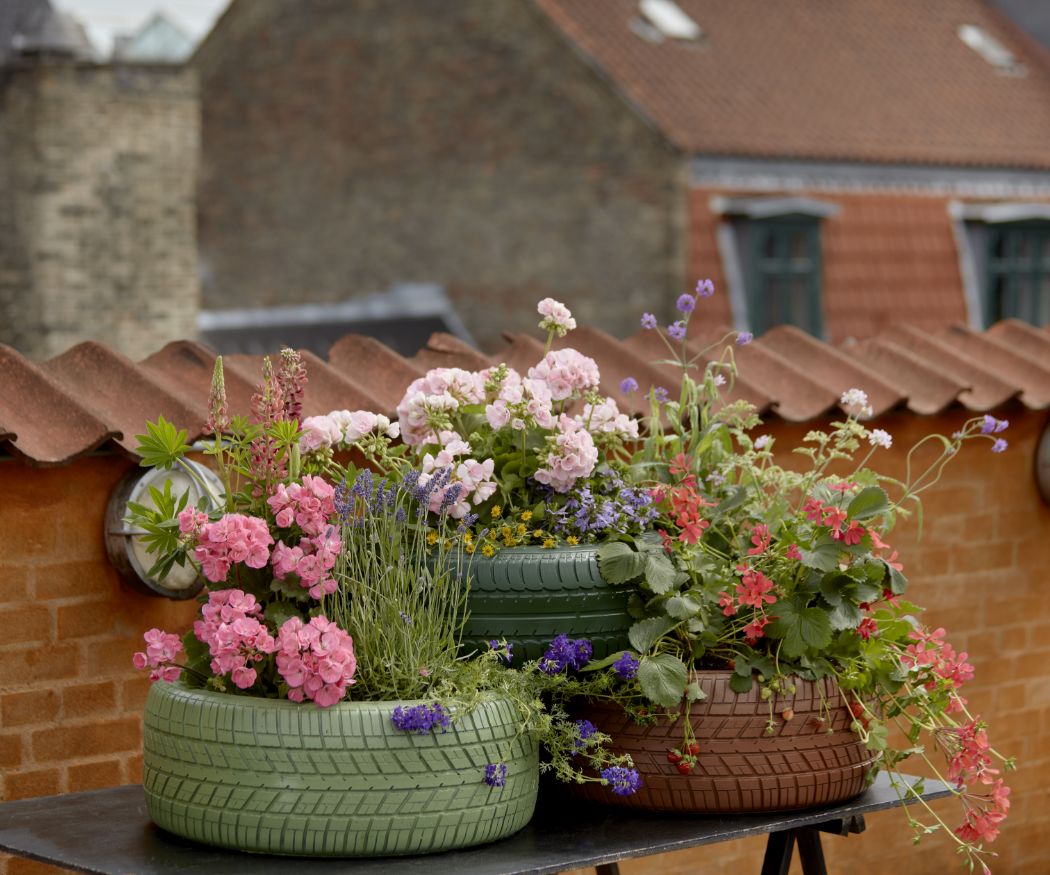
[712,197,839,338]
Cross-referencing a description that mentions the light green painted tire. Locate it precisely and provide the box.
[143,682,539,856]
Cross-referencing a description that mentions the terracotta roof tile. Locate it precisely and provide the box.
[758,326,903,417]
[327,335,422,415]
[2,320,1046,466]
[0,344,120,466]
[40,342,206,455]
[878,325,1021,410]
[536,0,1050,168]
[847,338,966,415]
[410,332,493,373]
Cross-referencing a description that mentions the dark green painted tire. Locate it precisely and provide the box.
[143,682,539,857]
[459,544,632,665]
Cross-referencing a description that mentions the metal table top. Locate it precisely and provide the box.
[0,773,950,875]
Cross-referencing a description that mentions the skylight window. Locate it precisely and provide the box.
[639,0,702,41]
[958,24,1026,76]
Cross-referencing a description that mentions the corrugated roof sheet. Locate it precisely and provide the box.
[0,318,1047,466]
[535,0,1050,169]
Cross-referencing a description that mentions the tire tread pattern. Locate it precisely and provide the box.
[143,683,538,856]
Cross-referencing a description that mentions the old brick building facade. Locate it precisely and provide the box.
[0,0,200,361]
[197,0,1050,349]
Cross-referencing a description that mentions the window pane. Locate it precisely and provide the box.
[985,224,1050,325]
[748,220,822,335]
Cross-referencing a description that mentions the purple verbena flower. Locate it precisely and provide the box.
[488,639,513,664]
[668,321,687,341]
[573,719,599,752]
[654,387,670,404]
[612,651,639,680]
[736,331,753,346]
[484,763,507,788]
[620,376,639,394]
[992,438,1008,453]
[981,415,997,435]
[391,703,452,734]
[696,279,715,297]
[539,633,592,674]
[601,766,642,796]
[676,294,696,314]
[640,312,658,330]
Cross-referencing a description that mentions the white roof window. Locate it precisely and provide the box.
[639,0,702,41]
[958,24,1026,76]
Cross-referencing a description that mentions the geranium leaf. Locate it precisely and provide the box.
[768,599,832,658]
[729,672,754,693]
[628,617,676,653]
[847,486,890,521]
[665,594,702,619]
[887,564,909,594]
[800,535,842,572]
[597,542,646,584]
[644,552,678,594]
[637,653,688,708]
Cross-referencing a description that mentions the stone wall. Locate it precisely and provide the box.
[0,62,199,360]
[195,0,684,350]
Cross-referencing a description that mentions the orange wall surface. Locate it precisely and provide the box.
[2,406,1048,874]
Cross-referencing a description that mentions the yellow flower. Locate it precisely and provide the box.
[463,532,474,545]
[482,544,495,557]
[500,525,512,539]
[542,538,555,549]
[520,510,533,522]
[532,529,545,539]
[516,523,527,536]
[491,505,503,519]
[466,543,476,554]
[566,535,579,546]
[426,531,438,546]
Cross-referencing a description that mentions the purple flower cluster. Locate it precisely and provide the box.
[981,415,1009,435]
[601,766,642,796]
[676,294,696,314]
[390,703,452,734]
[539,634,593,674]
[488,639,513,665]
[668,321,687,342]
[736,331,753,346]
[484,763,508,788]
[696,279,715,297]
[620,376,639,394]
[573,719,599,752]
[548,472,657,539]
[612,651,639,680]
[640,312,658,330]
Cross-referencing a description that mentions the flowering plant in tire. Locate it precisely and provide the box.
[295,298,655,551]
[128,351,639,798]
[593,285,1014,871]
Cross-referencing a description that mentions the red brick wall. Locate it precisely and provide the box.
[2,408,1048,873]
[0,457,198,875]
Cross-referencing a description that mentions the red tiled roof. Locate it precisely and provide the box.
[1,319,1047,466]
[536,0,1050,168]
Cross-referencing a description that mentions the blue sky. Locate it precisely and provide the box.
[58,0,231,53]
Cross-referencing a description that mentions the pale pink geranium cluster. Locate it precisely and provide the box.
[193,590,277,690]
[275,616,357,707]
[535,414,599,493]
[527,349,600,402]
[418,433,496,518]
[937,719,1011,845]
[900,626,975,711]
[397,368,486,446]
[485,369,555,432]
[193,514,274,583]
[577,397,639,442]
[299,409,400,453]
[537,296,577,337]
[132,629,183,682]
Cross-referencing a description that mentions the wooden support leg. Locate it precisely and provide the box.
[796,828,828,875]
[595,864,622,875]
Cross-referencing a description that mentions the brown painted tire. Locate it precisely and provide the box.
[571,671,875,813]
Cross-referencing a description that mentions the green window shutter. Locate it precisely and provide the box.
[746,218,824,337]
[984,223,1050,326]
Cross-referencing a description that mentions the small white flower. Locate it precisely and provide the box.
[754,435,771,449]
[867,429,893,449]
[840,388,869,409]
[713,374,726,387]
[537,298,576,337]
